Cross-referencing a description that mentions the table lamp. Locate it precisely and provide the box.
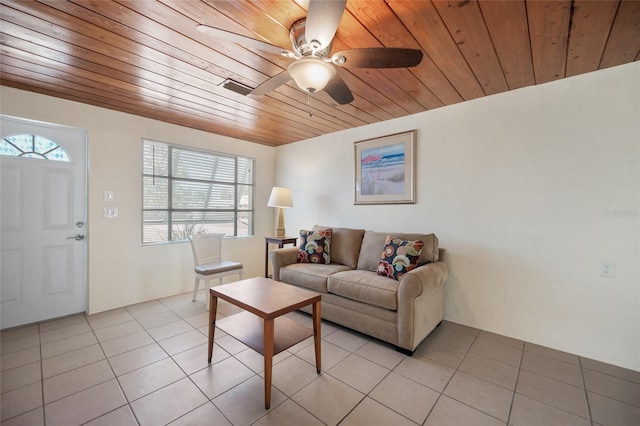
[267,187,293,237]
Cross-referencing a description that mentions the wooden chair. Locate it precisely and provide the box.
[188,233,243,305]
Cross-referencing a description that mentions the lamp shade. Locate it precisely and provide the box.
[287,58,336,94]
[267,187,293,208]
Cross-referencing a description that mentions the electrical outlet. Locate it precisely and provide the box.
[601,261,616,278]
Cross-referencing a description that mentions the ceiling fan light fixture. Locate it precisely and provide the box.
[288,57,336,94]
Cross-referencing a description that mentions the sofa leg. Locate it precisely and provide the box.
[396,347,414,357]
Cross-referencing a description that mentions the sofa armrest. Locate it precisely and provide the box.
[399,261,448,298]
[397,261,449,351]
[268,247,299,281]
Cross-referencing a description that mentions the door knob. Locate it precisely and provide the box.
[67,234,85,241]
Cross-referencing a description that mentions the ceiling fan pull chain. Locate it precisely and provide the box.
[308,92,312,117]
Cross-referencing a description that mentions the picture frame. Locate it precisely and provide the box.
[354,130,416,205]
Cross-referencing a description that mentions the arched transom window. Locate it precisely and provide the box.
[0,134,70,162]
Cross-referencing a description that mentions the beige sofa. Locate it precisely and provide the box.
[269,226,448,354]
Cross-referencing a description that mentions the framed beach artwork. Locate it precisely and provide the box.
[354,130,416,205]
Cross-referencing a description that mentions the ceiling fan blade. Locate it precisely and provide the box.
[305,0,347,50]
[196,25,294,57]
[324,73,354,105]
[250,71,292,96]
[332,48,424,68]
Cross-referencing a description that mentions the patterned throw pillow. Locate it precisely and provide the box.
[377,235,424,280]
[298,228,332,264]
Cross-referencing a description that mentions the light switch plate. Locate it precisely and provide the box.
[104,207,118,218]
[104,191,114,202]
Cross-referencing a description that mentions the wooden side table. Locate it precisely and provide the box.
[208,277,321,409]
[264,236,297,278]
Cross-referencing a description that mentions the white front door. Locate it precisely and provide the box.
[0,115,87,329]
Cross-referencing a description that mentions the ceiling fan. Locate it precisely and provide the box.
[196,0,423,105]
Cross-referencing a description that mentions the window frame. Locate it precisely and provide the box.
[141,139,255,244]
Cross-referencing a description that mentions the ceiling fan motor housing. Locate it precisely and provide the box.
[289,19,331,58]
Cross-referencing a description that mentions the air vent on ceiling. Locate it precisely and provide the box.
[220,79,253,96]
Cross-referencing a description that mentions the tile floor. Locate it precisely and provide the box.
[1,289,639,426]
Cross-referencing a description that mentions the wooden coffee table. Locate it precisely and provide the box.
[207,277,321,409]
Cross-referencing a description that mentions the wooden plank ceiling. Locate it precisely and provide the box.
[1,0,638,147]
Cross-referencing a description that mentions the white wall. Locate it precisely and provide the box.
[2,62,637,370]
[1,87,275,314]
[275,62,640,371]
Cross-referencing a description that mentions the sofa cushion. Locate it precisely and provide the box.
[298,228,332,264]
[377,235,423,280]
[357,231,439,271]
[313,225,365,268]
[280,263,352,293]
[328,270,399,310]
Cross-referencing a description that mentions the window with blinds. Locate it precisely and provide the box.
[142,139,254,244]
